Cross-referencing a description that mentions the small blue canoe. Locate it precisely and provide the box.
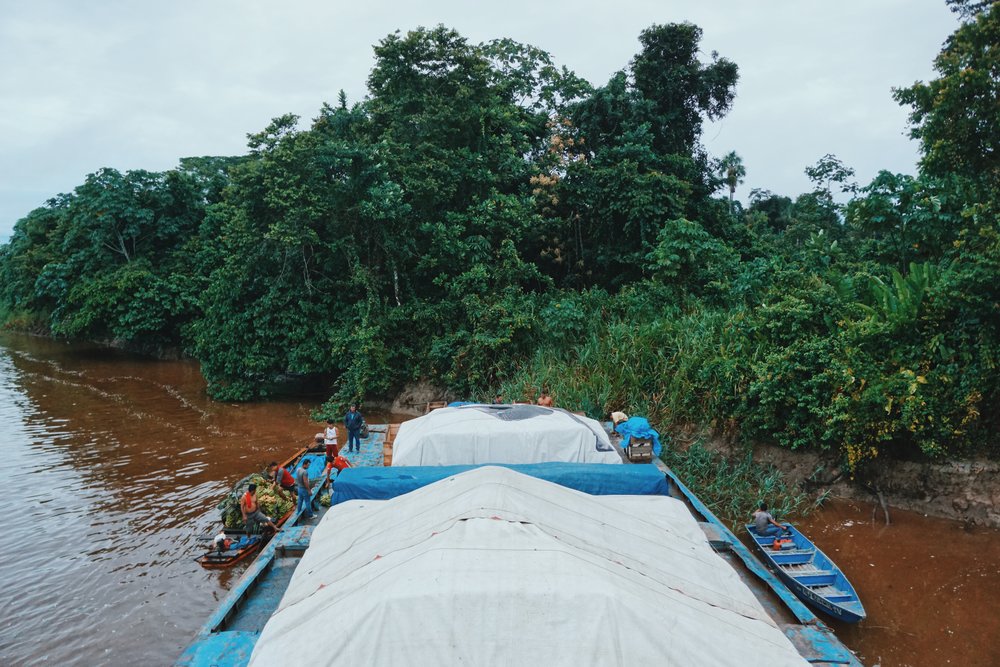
[746,523,866,623]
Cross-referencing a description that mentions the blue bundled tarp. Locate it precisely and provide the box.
[331,462,669,505]
[615,417,663,456]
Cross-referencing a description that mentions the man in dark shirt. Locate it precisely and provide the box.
[344,404,364,453]
[752,502,787,537]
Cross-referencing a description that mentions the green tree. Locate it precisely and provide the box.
[805,153,856,200]
[631,23,739,158]
[718,151,746,213]
[192,109,394,399]
[893,4,999,194]
[747,189,793,234]
[542,24,739,288]
[847,171,962,269]
[0,199,67,319]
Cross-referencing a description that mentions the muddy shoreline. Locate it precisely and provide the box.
[697,436,1000,529]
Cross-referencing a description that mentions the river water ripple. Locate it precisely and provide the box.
[0,335,318,665]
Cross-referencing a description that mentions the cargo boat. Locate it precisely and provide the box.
[178,413,860,666]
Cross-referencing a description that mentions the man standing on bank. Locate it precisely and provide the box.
[344,404,364,454]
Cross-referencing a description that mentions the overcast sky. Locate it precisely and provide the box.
[0,1,957,241]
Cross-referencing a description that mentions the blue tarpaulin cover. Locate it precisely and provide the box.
[615,417,663,456]
[331,462,669,505]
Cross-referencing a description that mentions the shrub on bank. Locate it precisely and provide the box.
[661,439,817,527]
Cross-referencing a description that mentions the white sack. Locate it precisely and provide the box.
[391,405,622,466]
[249,466,807,667]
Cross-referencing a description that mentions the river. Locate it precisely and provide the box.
[0,333,996,666]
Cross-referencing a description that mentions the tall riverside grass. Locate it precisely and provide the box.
[662,440,818,528]
[502,304,752,427]
[502,302,818,527]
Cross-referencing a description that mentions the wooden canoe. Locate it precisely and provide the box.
[197,530,267,569]
[746,522,866,623]
[196,447,310,569]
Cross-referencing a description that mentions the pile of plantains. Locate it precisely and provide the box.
[217,472,296,529]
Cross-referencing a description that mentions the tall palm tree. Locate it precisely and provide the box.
[720,151,746,214]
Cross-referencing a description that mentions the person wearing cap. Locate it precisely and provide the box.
[240,483,278,532]
[295,459,315,519]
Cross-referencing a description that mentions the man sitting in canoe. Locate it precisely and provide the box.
[751,502,789,537]
[241,483,278,533]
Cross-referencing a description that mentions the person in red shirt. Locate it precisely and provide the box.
[240,484,278,532]
[268,461,296,501]
[324,454,352,490]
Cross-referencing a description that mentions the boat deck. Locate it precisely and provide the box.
[227,554,298,632]
[179,422,861,666]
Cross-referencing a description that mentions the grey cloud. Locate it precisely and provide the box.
[0,0,957,240]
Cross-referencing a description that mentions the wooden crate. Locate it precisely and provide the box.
[383,423,400,466]
[425,401,448,414]
[626,437,653,463]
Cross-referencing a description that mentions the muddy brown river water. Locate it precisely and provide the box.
[0,333,996,666]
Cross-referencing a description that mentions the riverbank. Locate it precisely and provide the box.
[696,435,1000,529]
[7,328,997,529]
[357,378,1000,529]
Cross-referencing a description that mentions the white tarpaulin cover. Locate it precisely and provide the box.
[248,467,808,666]
[390,404,622,466]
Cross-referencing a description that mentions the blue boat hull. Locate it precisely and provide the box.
[180,423,863,666]
[747,523,866,624]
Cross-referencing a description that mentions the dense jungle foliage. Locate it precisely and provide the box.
[2,4,998,474]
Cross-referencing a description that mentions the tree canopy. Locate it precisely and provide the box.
[2,10,998,472]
